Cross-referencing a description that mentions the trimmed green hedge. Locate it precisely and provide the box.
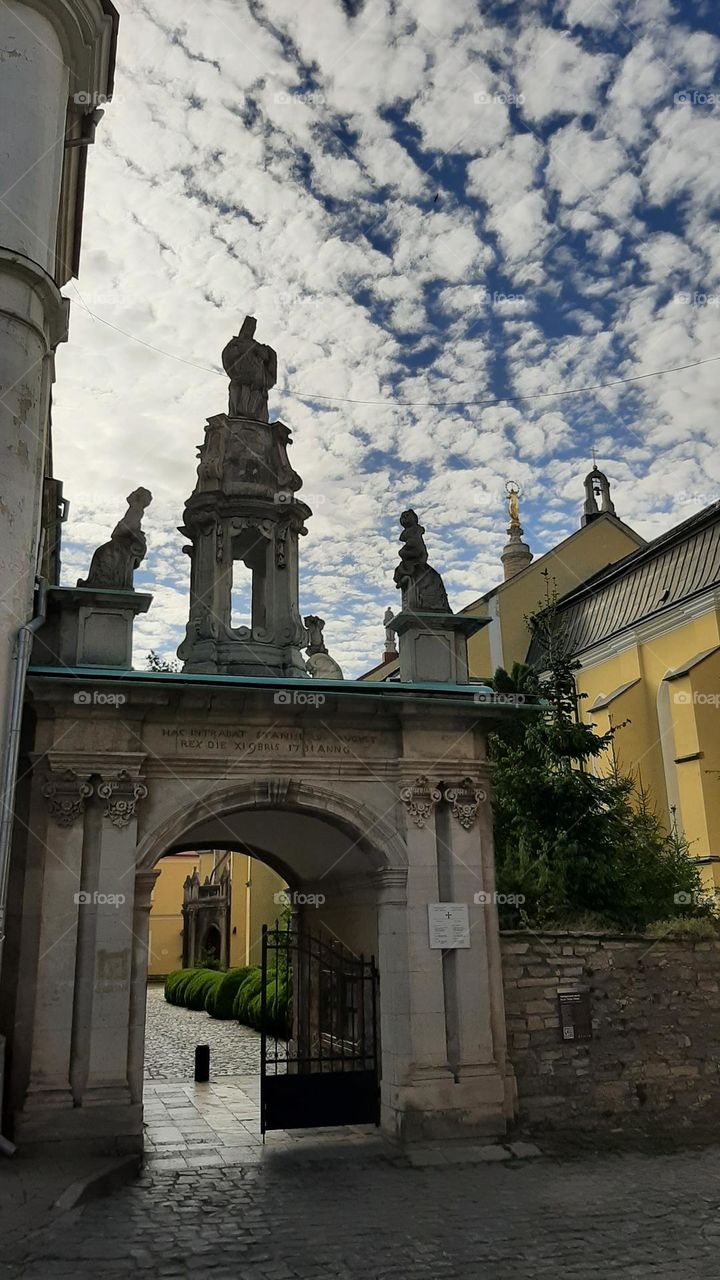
[233,966,291,1040]
[184,969,224,1011]
[164,964,290,1038]
[164,968,198,1005]
[205,966,255,1019]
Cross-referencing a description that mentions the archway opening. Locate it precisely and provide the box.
[139,793,389,1161]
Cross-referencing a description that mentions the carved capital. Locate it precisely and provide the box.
[444,777,487,830]
[97,770,148,829]
[399,775,442,829]
[41,770,93,827]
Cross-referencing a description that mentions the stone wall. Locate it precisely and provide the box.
[501,931,720,1136]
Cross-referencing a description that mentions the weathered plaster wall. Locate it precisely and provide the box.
[502,931,720,1135]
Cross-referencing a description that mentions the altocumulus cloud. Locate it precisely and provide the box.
[53,0,720,674]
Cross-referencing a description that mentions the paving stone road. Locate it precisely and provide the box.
[144,983,261,1079]
[5,1144,720,1278]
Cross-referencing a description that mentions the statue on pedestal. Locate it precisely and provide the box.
[77,487,152,590]
[221,315,277,422]
[393,510,450,613]
[304,616,344,679]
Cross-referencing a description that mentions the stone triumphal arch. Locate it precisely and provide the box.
[0,318,520,1155]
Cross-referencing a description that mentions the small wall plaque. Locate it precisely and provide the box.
[557,985,592,1041]
[428,903,470,949]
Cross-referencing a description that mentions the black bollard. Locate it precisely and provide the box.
[194,1044,210,1082]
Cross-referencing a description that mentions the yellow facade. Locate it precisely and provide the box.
[464,516,645,679]
[575,609,720,889]
[147,852,287,977]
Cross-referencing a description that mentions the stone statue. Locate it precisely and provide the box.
[77,487,152,589]
[384,607,396,647]
[304,615,344,679]
[393,510,451,613]
[221,315,277,422]
[506,482,520,526]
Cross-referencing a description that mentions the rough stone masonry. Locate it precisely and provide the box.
[502,931,720,1136]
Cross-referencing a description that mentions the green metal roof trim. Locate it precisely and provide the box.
[27,665,537,712]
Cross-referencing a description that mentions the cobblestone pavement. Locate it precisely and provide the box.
[6,1144,720,1278]
[143,983,261,1078]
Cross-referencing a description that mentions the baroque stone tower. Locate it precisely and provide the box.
[177,317,311,677]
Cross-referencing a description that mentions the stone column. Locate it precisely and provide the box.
[82,771,148,1105]
[376,772,511,1143]
[127,870,159,1107]
[22,767,93,1115]
[439,777,513,1115]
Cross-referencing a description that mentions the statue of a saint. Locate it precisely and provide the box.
[393,510,451,613]
[222,316,277,422]
[77,488,152,590]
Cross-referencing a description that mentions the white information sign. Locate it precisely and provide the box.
[427,902,471,949]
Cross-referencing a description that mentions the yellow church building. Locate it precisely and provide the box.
[147,851,287,978]
[364,471,720,891]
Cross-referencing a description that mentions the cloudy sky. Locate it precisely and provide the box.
[54,0,720,676]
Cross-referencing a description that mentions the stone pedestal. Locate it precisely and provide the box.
[32,586,152,669]
[392,611,488,685]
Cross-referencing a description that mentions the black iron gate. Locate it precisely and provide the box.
[260,923,380,1134]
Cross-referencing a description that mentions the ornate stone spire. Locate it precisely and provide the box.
[501,482,532,581]
[177,319,310,678]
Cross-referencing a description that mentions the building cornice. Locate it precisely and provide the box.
[576,588,720,673]
[19,1,118,94]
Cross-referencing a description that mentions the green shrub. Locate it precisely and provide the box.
[206,966,254,1019]
[233,967,263,1023]
[233,965,291,1039]
[183,969,223,1011]
[164,968,197,1005]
